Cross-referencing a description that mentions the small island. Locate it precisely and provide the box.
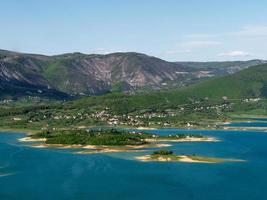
[19,128,218,153]
[136,150,244,163]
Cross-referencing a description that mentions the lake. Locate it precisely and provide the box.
[0,126,267,200]
[226,121,267,127]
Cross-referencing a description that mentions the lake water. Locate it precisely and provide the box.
[226,121,267,127]
[0,126,267,200]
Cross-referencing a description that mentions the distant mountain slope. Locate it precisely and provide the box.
[3,64,267,133]
[0,49,265,98]
[43,52,197,94]
[182,63,267,99]
[0,50,200,96]
[0,50,67,99]
[177,60,267,75]
[67,63,267,115]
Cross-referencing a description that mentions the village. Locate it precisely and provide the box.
[20,99,238,129]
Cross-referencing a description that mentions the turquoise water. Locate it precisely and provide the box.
[227,121,267,127]
[225,118,267,127]
[0,128,267,200]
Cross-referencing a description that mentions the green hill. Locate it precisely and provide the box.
[1,63,267,131]
[0,49,265,99]
[182,63,267,99]
[65,63,267,114]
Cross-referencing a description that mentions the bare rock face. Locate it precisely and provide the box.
[0,49,265,98]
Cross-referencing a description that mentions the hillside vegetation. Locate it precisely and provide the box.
[0,49,265,98]
[1,64,267,131]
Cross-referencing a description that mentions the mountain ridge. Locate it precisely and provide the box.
[0,49,266,99]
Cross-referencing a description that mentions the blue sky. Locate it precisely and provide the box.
[0,0,267,61]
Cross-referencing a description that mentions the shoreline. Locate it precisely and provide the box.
[135,155,215,163]
[17,135,219,152]
[17,135,220,155]
[18,136,173,152]
[135,154,245,163]
[26,142,172,151]
[0,128,39,135]
[144,137,219,143]
[1,114,267,135]
[18,137,47,142]
[135,155,216,163]
[136,127,157,130]
[1,118,267,136]
[222,126,267,131]
[10,129,247,162]
[76,149,145,154]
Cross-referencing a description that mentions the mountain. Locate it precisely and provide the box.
[181,63,267,99]
[2,63,267,130]
[177,60,267,75]
[0,49,265,98]
[67,63,267,115]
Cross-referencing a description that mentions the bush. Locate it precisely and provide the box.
[153,149,173,155]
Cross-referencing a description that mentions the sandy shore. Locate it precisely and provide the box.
[135,155,212,163]
[19,134,173,151]
[76,149,144,154]
[136,127,157,130]
[82,145,98,149]
[28,144,48,148]
[145,137,219,143]
[29,142,171,154]
[18,135,219,156]
[135,154,244,163]
[178,156,213,163]
[126,143,171,149]
[18,137,47,142]
[30,143,85,149]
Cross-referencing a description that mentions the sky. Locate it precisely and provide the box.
[0,0,267,61]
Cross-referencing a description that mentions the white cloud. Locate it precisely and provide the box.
[181,40,221,48]
[163,25,267,60]
[218,51,253,57]
[162,40,221,59]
